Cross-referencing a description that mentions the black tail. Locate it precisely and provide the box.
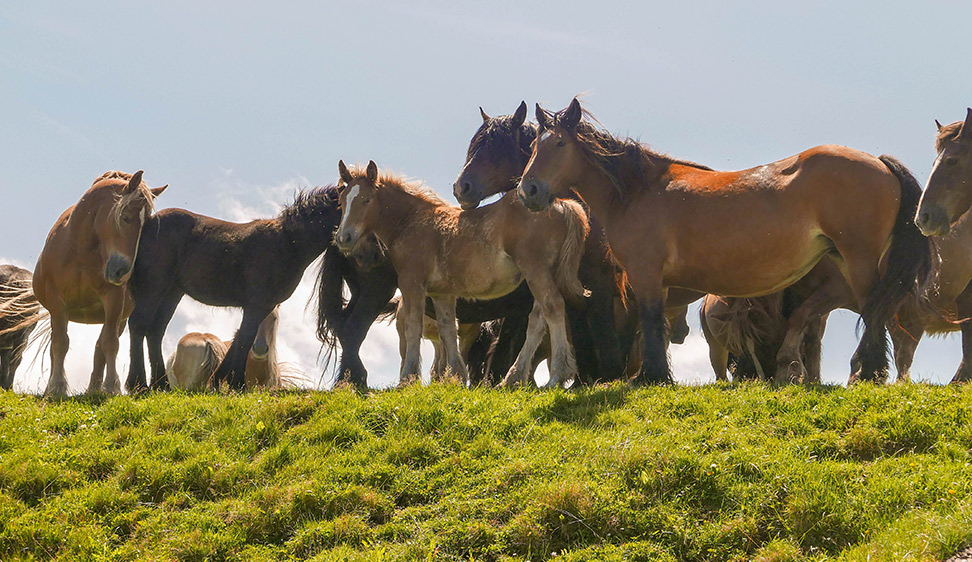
[314,245,348,371]
[862,155,935,338]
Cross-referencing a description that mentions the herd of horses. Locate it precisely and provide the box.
[1,100,971,396]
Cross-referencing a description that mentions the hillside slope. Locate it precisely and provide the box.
[0,383,970,561]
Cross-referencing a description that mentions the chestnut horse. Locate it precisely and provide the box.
[166,306,281,390]
[453,102,695,382]
[334,161,588,388]
[0,265,40,390]
[518,99,932,385]
[127,187,339,391]
[29,171,167,396]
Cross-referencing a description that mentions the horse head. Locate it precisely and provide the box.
[917,108,972,236]
[454,101,533,210]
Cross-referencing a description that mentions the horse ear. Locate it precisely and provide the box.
[960,107,972,139]
[150,184,168,198]
[563,98,582,131]
[479,107,490,123]
[366,160,378,183]
[124,170,144,194]
[535,103,548,129]
[936,119,944,132]
[512,101,528,128]
[338,160,353,184]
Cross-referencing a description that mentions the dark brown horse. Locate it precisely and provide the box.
[453,102,696,382]
[0,265,40,390]
[334,161,588,388]
[518,98,932,385]
[127,187,340,391]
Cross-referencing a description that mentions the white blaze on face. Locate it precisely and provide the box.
[539,130,553,144]
[339,184,361,236]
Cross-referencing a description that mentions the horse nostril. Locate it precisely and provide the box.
[461,181,471,195]
[339,233,350,245]
[918,212,929,226]
[527,183,538,197]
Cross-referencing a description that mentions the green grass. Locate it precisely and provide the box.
[1,382,971,561]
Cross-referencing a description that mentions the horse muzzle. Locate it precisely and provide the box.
[915,203,951,237]
[335,229,360,255]
[454,178,483,210]
[517,177,554,212]
[104,254,133,285]
[250,341,270,360]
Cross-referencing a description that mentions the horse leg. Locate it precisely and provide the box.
[700,319,729,382]
[628,271,671,385]
[217,307,272,390]
[836,248,892,383]
[432,297,468,384]
[567,301,598,385]
[801,315,827,384]
[486,313,527,385]
[774,283,848,384]
[398,284,425,382]
[45,311,70,397]
[86,330,108,394]
[0,349,12,390]
[338,286,397,389]
[501,300,546,388]
[94,291,126,395]
[888,300,923,383]
[951,288,972,383]
[147,290,184,391]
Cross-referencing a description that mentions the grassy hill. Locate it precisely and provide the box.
[0,382,970,561]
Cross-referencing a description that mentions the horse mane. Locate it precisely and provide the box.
[467,114,538,162]
[542,105,712,202]
[93,170,159,230]
[279,185,340,227]
[346,167,448,206]
[935,120,965,153]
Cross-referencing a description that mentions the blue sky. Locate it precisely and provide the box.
[2,2,971,392]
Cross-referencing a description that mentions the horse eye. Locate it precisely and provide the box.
[121,216,132,224]
[945,157,959,166]
[556,140,566,147]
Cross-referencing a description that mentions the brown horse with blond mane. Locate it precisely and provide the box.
[517,98,932,385]
[30,171,166,396]
[334,160,589,388]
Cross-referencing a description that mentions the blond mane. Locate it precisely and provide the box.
[93,170,157,229]
[346,166,449,206]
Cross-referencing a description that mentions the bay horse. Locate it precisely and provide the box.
[165,306,281,390]
[334,160,589,388]
[0,265,40,390]
[518,98,933,385]
[29,171,166,396]
[454,102,699,382]
[127,187,339,391]
[915,108,972,237]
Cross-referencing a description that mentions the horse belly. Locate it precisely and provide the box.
[427,251,522,300]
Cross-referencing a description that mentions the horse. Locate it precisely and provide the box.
[0,265,40,390]
[165,306,281,390]
[25,171,167,396]
[314,237,534,388]
[453,101,698,382]
[517,98,933,385]
[127,187,339,392]
[892,109,972,383]
[334,160,589,388]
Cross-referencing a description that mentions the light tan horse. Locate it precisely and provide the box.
[30,171,166,396]
[166,306,281,390]
[517,99,932,386]
[334,160,588,388]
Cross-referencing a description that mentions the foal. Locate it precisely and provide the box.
[128,187,339,391]
[334,161,588,388]
[0,265,40,390]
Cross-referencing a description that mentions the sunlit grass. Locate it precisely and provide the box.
[0,382,969,561]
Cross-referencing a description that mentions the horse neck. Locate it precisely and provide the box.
[372,187,438,244]
[568,163,626,225]
[281,212,339,263]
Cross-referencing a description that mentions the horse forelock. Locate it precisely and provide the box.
[469,115,538,163]
[109,182,156,230]
[935,120,965,154]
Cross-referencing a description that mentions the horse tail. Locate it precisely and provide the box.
[200,338,227,389]
[554,199,591,303]
[863,155,936,330]
[0,281,50,378]
[313,244,347,370]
